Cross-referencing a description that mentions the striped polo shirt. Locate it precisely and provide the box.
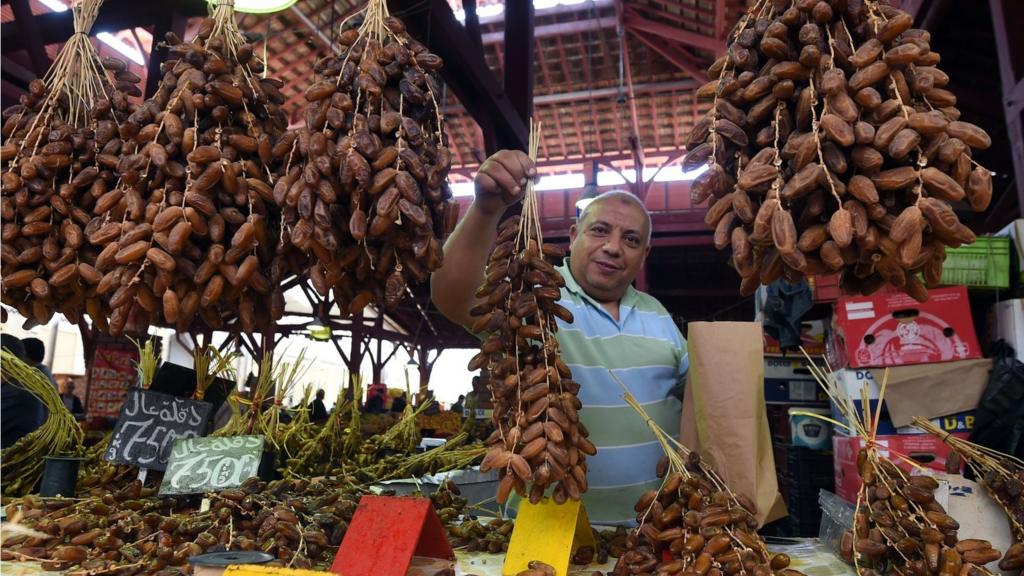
[543,263,688,524]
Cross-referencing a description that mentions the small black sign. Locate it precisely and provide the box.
[159,435,265,495]
[105,388,212,471]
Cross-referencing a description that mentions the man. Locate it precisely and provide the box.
[22,337,58,390]
[450,394,466,416]
[431,150,688,524]
[1,334,46,449]
[309,389,329,423]
[390,392,408,413]
[420,389,441,415]
[61,380,85,418]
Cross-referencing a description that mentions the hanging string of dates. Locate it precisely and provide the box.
[85,0,289,336]
[912,417,1024,572]
[473,122,596,506]
[686,0,993,302]
[278,0,459,317]
[613,385,801,576]
[803,357,1003,576]
[1,0,139,329]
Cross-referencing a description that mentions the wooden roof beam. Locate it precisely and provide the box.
[622,6,725,54]
[628,1,711,33]
[481,16,616,45]
[627,28,707,81]
[473,0,614,25]
[1,54,35,87]
[391,0,528,153]
[504,0,534,125]
[9,0,49,76]
[2,0,207,54]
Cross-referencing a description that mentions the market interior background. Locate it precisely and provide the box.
[3,0,1019,411]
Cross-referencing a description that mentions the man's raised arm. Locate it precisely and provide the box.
[430,150,535,329]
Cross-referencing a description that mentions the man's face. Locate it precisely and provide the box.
[569,198,651,303]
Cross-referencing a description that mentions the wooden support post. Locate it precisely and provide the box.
[10,0,49,77]
[616,0,646,200]
[990,0,1024,214]
[146,9,188,99]
[348,328,364,394]
[462,0,483,54]
[392,0,528,152]
[504,0,535,125]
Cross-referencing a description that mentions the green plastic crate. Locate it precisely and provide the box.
[941,236,1010,289]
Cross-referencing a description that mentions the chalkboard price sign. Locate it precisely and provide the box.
[105,389,212,471]
[160,436,265,496]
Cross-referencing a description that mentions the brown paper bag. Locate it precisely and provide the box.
[681,322,787,525]
[868,359,991,427]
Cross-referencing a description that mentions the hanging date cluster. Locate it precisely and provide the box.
[838,452,1002,575]
[614,451,798,576]
[278,4,459,316]
[686,0,993,302]
[90,3,289,335]
[0,0,138,328]
[472,211,596,505]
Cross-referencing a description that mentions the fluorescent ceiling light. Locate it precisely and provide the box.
[535,173,584,191]
[450,182,475,197]
[449,162,706,197]
[478,4,506,17]
[38,1,147,68]
[38,0,68,12]
[96,32,145,65]
[654,164,708,182]
[233,0,298,14]
[455,0,587,22]
[597,170,629,186]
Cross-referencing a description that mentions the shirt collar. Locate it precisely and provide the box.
[556,263,640,321]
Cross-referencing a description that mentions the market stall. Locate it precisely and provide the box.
[2,0,1024,574]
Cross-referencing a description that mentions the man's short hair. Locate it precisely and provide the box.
[577,189,652,245]
[22,337,45,363]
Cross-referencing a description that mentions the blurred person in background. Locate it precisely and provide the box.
[61,379,85,419]
[450,394,466,416]
[390,392,408,413]
[420,389,441,415]
[1,334,46,449]
[309,389,329,423]
[22,337,58,390]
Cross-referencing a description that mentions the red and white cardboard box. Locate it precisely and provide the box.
[832,433,968,503]
[828,286,981,369]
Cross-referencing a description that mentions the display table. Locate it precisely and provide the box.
[2,539,854,575]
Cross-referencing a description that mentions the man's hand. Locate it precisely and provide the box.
[474,150,536,217]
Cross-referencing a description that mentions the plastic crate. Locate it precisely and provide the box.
[941,236,1010,289]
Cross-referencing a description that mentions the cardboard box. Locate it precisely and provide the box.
[762,319,828,356]
[764,355,828,405]
[829,286,981,369]
[832,433,968,503]
[829,368,978,436]
[809,274,841,303]
[991,299,1024,361]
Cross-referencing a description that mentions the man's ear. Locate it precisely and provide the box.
[569,223,579,244]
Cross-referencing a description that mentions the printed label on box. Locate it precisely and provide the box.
[832,286,980,369]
